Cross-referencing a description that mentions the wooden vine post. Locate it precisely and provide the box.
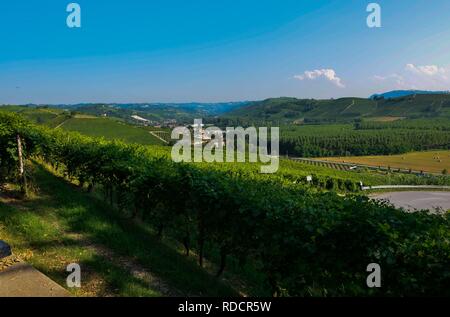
[16,133,28,196]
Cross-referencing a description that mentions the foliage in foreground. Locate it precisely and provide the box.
[1,112,449,296]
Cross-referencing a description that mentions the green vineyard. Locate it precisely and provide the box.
[1,111,449,296]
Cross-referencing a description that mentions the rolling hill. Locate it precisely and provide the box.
[220,94,450,124]
[0,106,166,145]
[29,101,250,125]
[58,117,166,145]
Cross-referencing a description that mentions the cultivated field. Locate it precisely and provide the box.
[320,150,450,174]
[58,117,165,145]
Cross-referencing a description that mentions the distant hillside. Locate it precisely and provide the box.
[7,94,450,126]
[219,94,450,124]
[0,105,165,145]
[370,90,450,99]
[34,101,250,124]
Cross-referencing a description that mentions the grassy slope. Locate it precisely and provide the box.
[0,107,166,146]
[58,117,164,145]
[226,97,375,123]
[0,107,67,126]
[0,163,239,297]
[320,150,450,174]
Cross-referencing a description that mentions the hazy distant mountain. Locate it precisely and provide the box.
[51,101,252,124]
[370,90,450,99]
[127,101,250,115]
[44,101,250,116]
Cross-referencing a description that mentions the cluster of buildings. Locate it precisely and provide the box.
[130,115,178,128]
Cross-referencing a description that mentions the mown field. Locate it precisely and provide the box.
[320,150,450,174]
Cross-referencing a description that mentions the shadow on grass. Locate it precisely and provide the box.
[10,163,238,297]
[38,254,163,297]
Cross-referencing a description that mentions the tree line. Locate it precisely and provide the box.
[280,129,450,157]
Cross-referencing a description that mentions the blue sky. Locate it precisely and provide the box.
[1,0,450,104]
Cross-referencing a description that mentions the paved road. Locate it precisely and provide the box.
[371,191,450,212]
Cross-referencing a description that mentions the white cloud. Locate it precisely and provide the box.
[374,64,450,91]
[373,73,407,88]
[405,64,447,77]
[294,69,345,88]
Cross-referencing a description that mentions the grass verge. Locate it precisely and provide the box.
[0,163,239,297]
